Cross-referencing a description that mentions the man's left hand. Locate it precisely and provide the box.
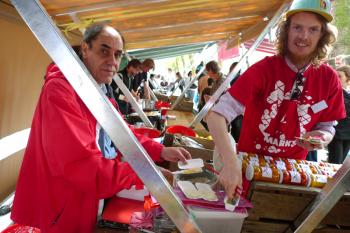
[296,130,333,150]
[160,147,191,163]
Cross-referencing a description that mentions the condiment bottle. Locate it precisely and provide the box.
[309,174,328,188]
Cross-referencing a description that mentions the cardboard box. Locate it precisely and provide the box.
[170,96,194,112]
[154,92,170,102]
[163,133,214,171]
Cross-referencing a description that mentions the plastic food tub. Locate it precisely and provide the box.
[166,125,196,137]
[155,101,171,110]
[133,127,161,138]
[1,224,41,233]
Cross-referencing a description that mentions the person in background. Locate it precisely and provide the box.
[11,23,191,233]
[328,65,350,164]
[206,0,345,199]
[203,60,226,103]
[155,74,162,87]
[200,78,214,108]
[195,61,204,74]
[110,58,142,115]
[229,61,240,86]
[187,70,193,82]
[198,78,214,130]
[174,71,185,92]
[197,72,210,99]
[186,70,197,100]
[200,61,227,131]
[160,75,169,87]
[148,73,160,90]
[166,67,175,83]
[133,58,155,99]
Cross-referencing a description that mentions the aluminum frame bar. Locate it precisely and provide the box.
[290,156,350,233]
[189,2,290,128]
[171,44,211,109]
[149,86,158,101]
[171,65,205,110]
[113,74,153,128]
[167,79,182,98]
[10,1,201,232]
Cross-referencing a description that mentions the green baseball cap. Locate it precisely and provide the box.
[286,0,333,22]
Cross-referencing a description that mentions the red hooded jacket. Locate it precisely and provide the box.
[11,64,163,232]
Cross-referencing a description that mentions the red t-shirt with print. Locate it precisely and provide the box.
[229,55,345,159]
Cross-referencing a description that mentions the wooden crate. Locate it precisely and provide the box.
[242,182,350,233]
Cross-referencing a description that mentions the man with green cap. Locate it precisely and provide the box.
[206,0,346,199]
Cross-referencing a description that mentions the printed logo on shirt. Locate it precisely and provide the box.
[257,80,314,153]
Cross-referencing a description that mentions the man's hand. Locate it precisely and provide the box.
[207,111,242,199]
[160,147,191,163]
[296,130,333,150]
[219,159,242,199]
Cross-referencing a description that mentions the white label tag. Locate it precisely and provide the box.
[299,164,312,173]
[250,157,259,166]
[261,167,272,178]
[315,174,327,183]
[290,171,301,183]
[276,161,286,170]
[311,100,328,114]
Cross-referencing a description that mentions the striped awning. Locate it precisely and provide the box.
[30,0,290,51]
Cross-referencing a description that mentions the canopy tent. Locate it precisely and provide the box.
[2,0,290,52]
[218,38,276,61]
[128,42,213,60]
[3,1,349,233]
[244,38,276,55]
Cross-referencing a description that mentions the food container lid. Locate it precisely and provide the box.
[178,158,204,170]
[224,196,240,212]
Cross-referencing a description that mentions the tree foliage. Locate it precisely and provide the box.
[333,0,350,55]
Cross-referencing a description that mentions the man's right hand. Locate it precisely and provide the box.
[207,111,242,199]
[219,159,242,199]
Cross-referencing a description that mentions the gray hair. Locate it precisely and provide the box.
[83,23,125,49]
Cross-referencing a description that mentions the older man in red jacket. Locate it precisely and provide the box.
[11,23,190,233]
